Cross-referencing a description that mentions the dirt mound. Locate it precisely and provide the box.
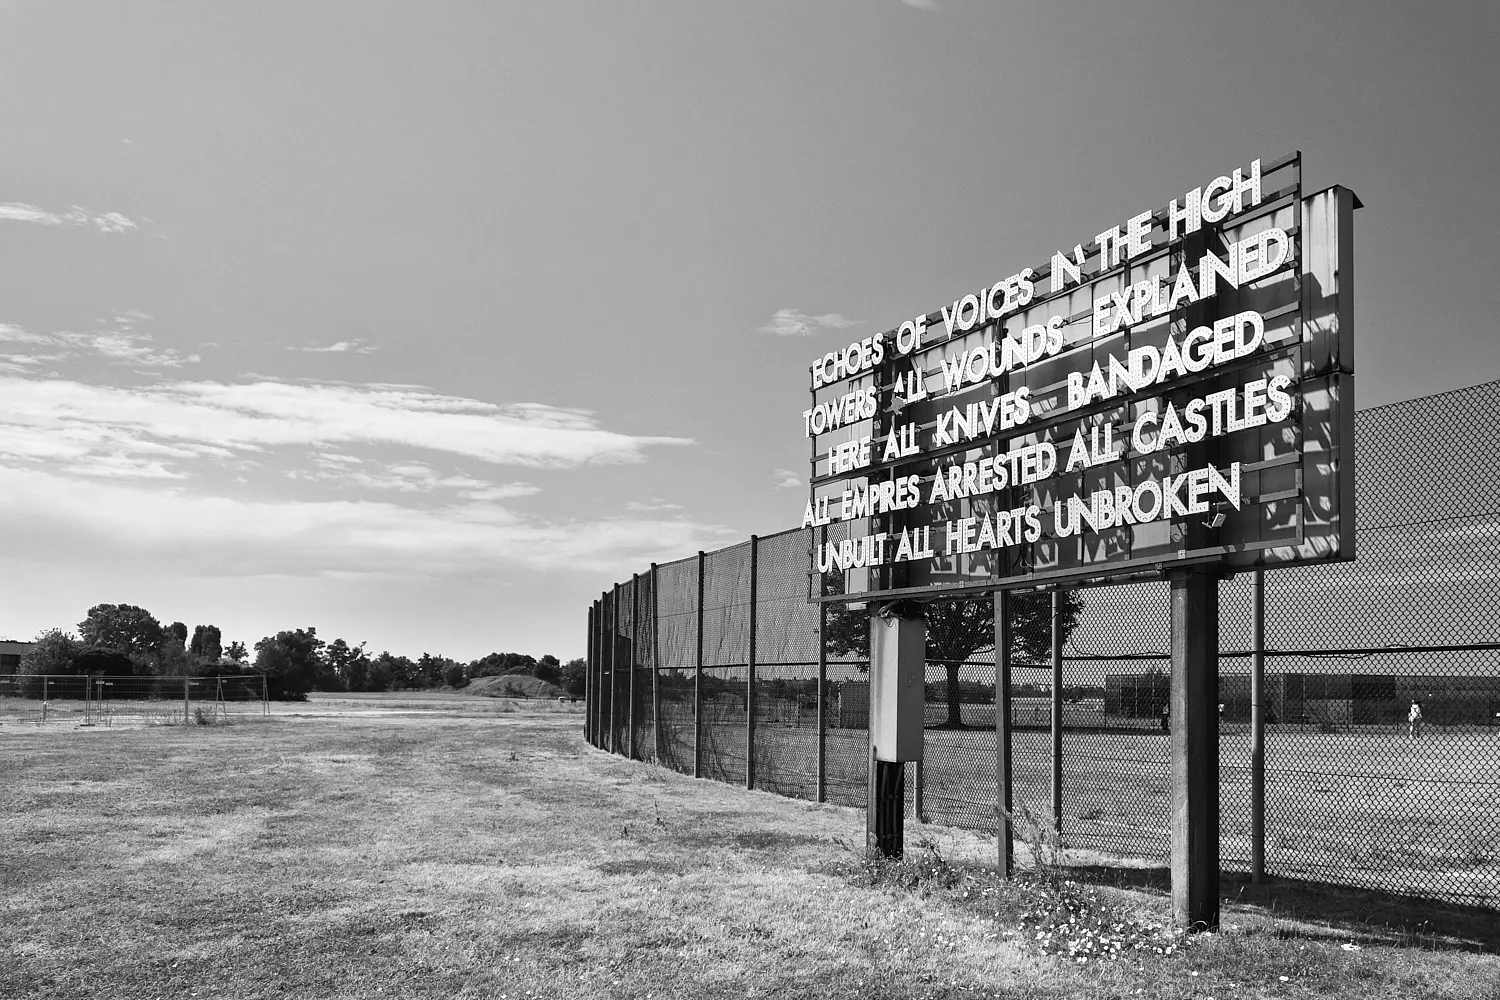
[463,674,565,700]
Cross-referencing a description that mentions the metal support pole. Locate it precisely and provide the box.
[651,563,662,762]
[1051,590,1064,834]
[610,584,620,755]
[1170,567,1220,931]
[816,559,828,803]
[42,676,48,723]
[996,589,1014,877]
[746,535,758,791]
[583,605,591,744]
[1251,569,1266,885]
[629,573,640,760]
[184,676,190,723]
[600,597,609,746]
[694,551,705,779]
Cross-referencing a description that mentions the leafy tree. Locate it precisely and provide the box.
[443,660,467,689]
[225,640,248,664]
[158,639,194,676]
[560,657,587,697]
[369,651,418,690]
[366,655,394,692]
[74,647,136,675]
[78,605,165,665]
[326,639,371,692]
[167,621,188,650]
[253,627,326,698]
[200,626,223,663]
[467,652,537,678]
[825,583,1083,729]
[190,625,206,656]
[21,628,83,678]
[534,654,561,686]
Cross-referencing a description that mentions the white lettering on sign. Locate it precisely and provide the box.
[800,154,1338,585]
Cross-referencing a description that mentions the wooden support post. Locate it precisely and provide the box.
[746,535,758,791]
[1251,569,1266,885]
[1051,590,1064,834]
[1171,567,1220,931]
[651,563,662,762]
[995,589,1014,877]
[694,551,705,779]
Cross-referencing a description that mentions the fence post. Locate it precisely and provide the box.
[184,676,191,724]
[651,562,662,762]
[610,584,620,755]
[585,604,595,746]
[1251,569,1266,884]
[1170,566,1221,931]
[263,674,269,716]
[694,550,705,779]
[995,589,1014,877]
[630,573,640,760]
[596,598,606,748]
[816,535,827,803]
[1051,590,1064,834]
[42,676,48,723]
[746,534,758,791]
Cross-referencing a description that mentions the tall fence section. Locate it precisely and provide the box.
[586,381,1500,908]
[0,674,270,727]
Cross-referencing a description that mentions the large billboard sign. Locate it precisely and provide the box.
[804,152,1357,603]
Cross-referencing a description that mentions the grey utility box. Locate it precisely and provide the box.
[870,615,925,762]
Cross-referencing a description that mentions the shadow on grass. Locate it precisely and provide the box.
[1060,863,1500,954]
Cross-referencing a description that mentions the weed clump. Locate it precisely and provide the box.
[835,806,1183,964]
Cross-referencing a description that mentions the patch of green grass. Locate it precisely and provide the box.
[1,698,1496,999]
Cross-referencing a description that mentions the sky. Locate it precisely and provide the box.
[1,0,1497,662]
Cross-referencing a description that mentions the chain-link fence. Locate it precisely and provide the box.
[585,380,1500,909]
[0,674,269,727]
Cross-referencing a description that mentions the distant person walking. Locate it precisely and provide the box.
[1408,699,1423,739]
[1160,702,1170,733]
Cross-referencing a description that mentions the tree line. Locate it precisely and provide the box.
[14,603,585,700]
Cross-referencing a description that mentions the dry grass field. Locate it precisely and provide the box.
[3,696,1498,999]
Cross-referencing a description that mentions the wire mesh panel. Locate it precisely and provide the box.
[654,556,699,775]
[1057,584,1174,860]
[821,659,869,808]
[612,581,633,757]
[752,530,821,800]
[632,572,656,763]
[698,543,752,786]
[918,660,999,832]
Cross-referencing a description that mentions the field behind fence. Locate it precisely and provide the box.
[584,380,1500,909]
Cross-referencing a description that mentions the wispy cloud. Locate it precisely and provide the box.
[0,465,735,577]
[0,203,137,233]
[0,376,692,478]
[772,468,803,489]
[302,457,540,500]
[624,499,683,513]
[0,320,198,368]
[901,0,940,10]
[295,338,377,354]
[760,308,862,337]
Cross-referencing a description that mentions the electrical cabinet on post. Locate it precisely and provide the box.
[870,615,924,762]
